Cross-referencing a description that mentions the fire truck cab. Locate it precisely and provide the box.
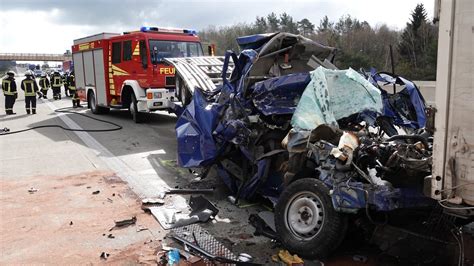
[72,27,204,122]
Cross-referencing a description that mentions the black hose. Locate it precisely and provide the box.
[0,107,122,135]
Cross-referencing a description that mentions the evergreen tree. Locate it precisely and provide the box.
[399,4,428,67]
[198,9,437,80]
[398,3,437,79]
[316,15,338,46]
[317,16,332,33]
[267,12,280,32]
[410,3,428,31]
[254,16,268,33]
[279,13,299,34]
[297,18,315,36]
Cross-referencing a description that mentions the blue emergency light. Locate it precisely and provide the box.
[140,26,197,35]
[183,29,197,35]
[140,26,159,32]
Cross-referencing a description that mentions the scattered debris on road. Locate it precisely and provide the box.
[92,190,100,195]
[167,249,180,265]
[249,212,279,241]
[157,187,214,199]
[148,196,218,229]
[136,225,148,232]
[110,216,137,231]
[272,250,304,265]
[2,170,163,264]
[28,187,39,193]
[99,251,110,260]
[238,253,254,263]
[141,198,165,212]
[171,224,240,263]
[172,233,246,264]
[142,197,165,205]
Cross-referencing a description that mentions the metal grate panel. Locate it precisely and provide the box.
[171,224,238,264]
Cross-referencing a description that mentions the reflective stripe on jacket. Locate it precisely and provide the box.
[21,79,38,97]
[52,76,63,87]
[39,77,50,89]
[2,78,17,95]
[69,75,76,90]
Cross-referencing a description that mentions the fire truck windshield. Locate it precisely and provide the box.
[149,40,203,62]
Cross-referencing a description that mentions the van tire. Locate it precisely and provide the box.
[275,178,347,259]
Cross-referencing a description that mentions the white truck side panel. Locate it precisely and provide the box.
[83,51,95,87]
[433,0,474,205]
[73,53,85,90]
[93,50,107,106]
[75,49,107,106]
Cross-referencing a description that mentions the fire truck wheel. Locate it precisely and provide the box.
[88,91,109,114]
[178,77,191,106]
[129,93,143,123]
[275,178,348,259]
[88,91,100,114]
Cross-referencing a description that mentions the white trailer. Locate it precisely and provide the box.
[430,0,474,216]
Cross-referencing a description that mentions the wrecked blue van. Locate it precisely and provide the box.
[169,32,433,258]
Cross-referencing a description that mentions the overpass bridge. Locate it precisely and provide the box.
[0,53,72,62]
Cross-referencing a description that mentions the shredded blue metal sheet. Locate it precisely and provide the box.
[252,73,311,116]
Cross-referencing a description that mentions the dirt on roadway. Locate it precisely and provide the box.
[0,170,164,264]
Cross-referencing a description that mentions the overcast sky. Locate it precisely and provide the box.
[0,0,434,54]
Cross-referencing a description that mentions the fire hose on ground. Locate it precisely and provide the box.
[0,107,122,136]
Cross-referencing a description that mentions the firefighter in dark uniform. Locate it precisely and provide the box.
[21,70,39,114]
[39,73,50,99]
[63,72,70,97]
[51,71,63,100]
[1,70,17,115]
[69,72,81,108]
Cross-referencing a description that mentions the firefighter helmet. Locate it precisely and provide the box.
[6,70,15,76]
[25,70,34,76]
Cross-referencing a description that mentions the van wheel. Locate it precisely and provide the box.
[275,178,347,259]
[129,93,143,123]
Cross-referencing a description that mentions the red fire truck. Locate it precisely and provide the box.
[72,27,204,122]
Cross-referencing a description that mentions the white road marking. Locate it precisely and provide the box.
[116,149,166,161]
[43,100,168,198]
